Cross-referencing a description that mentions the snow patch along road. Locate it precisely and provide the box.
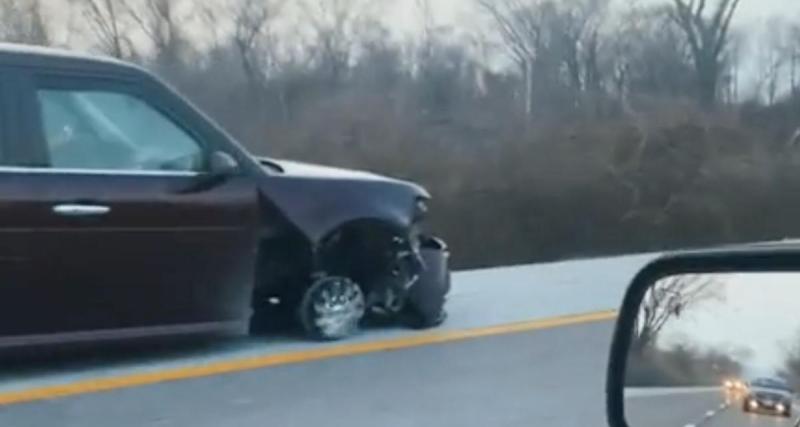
[447,252,658,329]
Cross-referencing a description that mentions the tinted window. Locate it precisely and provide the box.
[752,378,792,392]
[36,89,204,172]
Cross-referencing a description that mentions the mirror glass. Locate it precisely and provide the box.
[625,272,800,426]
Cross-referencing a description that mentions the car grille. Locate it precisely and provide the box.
[756,393,785,402]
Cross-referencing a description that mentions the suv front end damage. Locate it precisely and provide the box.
[358,230,450,328]
[405,235,450,327]
[250,157,451,340]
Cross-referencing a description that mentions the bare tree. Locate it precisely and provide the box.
[414,0,435,69]
[670,0,741,108]
[477,0,543,116]
[544,0,608,93]
[124,0,190,66]
[790,24,800,97]
[477,0,609,117]
[416,0,434,43]
[768,21,800,100]
[0,0,50,45]
[758,32,786,106]
[633,274,722,352]
[301,0,377,85]
[77,0,133,58]
[611,4,694,99]
[229,0,285,90]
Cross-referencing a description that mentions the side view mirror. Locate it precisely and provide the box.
[208,151,240,177]
[607,248,800,426]
[174,151,240,194]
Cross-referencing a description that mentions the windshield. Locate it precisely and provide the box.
[2,1,800,427]
[752,378,793,392]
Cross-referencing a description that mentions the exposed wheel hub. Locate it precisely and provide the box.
[303,276,365,339]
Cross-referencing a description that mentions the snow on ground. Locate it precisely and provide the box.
[448,252,658,330]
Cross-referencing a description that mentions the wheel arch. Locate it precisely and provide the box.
[314,217,415,291]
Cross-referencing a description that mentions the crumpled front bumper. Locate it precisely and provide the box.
[405,236,451,325]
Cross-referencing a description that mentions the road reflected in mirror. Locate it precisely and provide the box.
[624,272,800,427]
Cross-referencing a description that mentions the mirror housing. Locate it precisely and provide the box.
[174,151,240,194]
[208,151,240,177]
[606,245,800,427]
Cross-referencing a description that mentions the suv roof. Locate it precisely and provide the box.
[0,43,142,76]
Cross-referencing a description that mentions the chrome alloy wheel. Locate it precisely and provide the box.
[300,276,366,340]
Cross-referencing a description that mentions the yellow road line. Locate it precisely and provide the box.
[0,310,616,406]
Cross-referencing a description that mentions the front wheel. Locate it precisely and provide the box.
[299,276,366,340]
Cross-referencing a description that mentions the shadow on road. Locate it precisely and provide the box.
[0,334,259,382]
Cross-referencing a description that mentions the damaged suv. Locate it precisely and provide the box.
[249,158,450,339]
[0,44,450,347]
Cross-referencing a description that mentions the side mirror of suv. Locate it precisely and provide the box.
[175,151,240,194]
[208,151,239,177]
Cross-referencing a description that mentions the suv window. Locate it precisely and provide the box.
[35,89,204,172]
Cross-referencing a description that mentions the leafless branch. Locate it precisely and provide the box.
[634,274,722,350]
[230,0,286,88]
[79,0,132,58]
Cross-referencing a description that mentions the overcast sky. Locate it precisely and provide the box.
[379,0,800,97]
[50,1,800,58]
[383,0,800,38]
[42,0,800,98]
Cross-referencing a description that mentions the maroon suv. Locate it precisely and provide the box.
[0,44,450,345]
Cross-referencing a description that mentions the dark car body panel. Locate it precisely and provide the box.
[746,379,794,414]
[0,44,449,345]
[751,390,790,403]
[254,158,428,244]
[251,158,450,326]
[746,387,793,415]
[0,172,260,336]
[406,237,451,323]
[0,46,263,344]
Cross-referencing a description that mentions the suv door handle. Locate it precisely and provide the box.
[52,204,111,217]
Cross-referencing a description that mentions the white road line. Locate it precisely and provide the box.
[684,404,728,427]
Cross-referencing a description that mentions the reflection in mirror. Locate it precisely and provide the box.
[624,273,800,427]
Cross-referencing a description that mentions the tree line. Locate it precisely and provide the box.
[3,0,800,268]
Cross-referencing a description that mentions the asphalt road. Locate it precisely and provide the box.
[627,391,730,427]
[709,406,799,426]
[627,391,800,427]
[0,320,613,427]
